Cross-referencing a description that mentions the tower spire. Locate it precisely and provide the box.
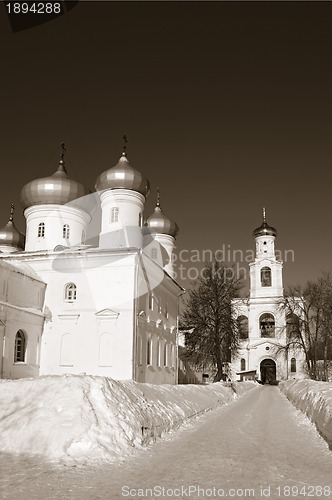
[263,207,266,222]
[156,187,160,207]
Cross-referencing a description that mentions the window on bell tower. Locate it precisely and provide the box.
[64,283,77,302]
[63,224,70,239]
[259,313,275,338]
[237,315,249,339]
[261,266,272,287]
[110,207,119,223]
[38,222,45,238]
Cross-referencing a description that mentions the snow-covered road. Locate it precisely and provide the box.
[0,385,331,500]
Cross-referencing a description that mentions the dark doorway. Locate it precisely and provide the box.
[260,359,276,384]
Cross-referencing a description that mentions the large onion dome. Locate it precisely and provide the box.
[20,155,87,210]
[146,189,179,238]
[95,152,150,197]
[253,208,277,238]
[0,205,25,250]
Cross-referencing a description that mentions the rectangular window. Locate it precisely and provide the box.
[157,341,161,367]
[147,339,152,366]
[38,223,45,238]
[164,343,168,367]
[138,335,143,365]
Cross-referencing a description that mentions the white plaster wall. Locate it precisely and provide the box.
[249,258,284,298]
[0,261,45,379]
[135,256,180,384]
[1,309,44,379]
[28,251,137,379]
[24,205,91,251]
[99,189,145,249]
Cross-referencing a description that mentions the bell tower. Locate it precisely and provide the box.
[249,208,283,299]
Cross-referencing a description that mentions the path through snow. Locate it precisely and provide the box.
[0,385,331,499]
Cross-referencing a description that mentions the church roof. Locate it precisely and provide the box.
[253,208,277,238]
[95,152,150,197]
[20,147,88,210]
[0,205,25,250]
[146,189,179,238]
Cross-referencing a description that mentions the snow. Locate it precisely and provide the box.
[279,379,332,448]
[0,375,256,461]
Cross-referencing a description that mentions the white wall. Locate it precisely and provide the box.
[0,260,45,379]
[24,204,91,251]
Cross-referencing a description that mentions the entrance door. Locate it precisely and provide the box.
[260,359,276,384]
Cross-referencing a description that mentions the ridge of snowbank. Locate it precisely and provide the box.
[0,376,256,461]
[279,379,332,449]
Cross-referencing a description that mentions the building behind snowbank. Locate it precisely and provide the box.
[230,211,307,383]
[0,147,183,383]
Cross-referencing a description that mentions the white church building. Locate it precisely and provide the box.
[0,146,183,384]
[230,211,306,383]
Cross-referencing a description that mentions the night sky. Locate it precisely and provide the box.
[1,1,331,291]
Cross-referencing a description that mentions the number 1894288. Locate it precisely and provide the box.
[6,3,62,14]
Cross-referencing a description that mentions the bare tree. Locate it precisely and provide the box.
[180,260,244,382]
[281,272,332,380]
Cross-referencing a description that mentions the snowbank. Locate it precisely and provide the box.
[0,375,256,461]
[279,379,332,448]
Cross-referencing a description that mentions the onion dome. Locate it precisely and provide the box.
[146,189,179,238]
[0,205,25,250]
[253,208,277,238]
[95,152,150,197]
[20,147,88,210]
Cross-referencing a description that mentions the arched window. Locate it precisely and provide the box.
[151,248,158,260]
[286,314,299,340]
[81,229,86,244]
[237,315,249,339]
[110,207,119,223]
[38,222,45,238]
[14,330,25,362]
[240,358,246,371]
[291,357,297,373]
[261,267,272,287]
[259,313,275,338]
[138,213,143,227]
[63,224,70,239]
[64,283,77,301]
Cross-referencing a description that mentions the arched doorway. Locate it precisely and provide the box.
[260,359,276,384]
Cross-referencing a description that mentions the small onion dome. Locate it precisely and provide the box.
[146,189,179,238]
[0,206,25,250]
[20,160,88,210]
[95,152,150,197]
[253,208,277,238]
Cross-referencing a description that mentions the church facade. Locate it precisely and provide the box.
[0,147,183,384]
[230,212,306,383]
